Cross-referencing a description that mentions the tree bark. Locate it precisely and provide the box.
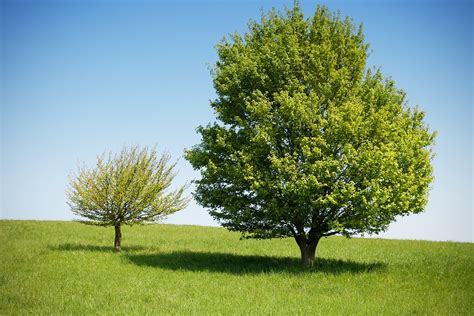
[114,224,122,252]
[296,236,320,267]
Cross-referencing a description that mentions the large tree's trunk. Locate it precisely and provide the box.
[295,236,320,267]
[114,224,122,252]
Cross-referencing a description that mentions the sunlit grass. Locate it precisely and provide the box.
[1,220,472,314]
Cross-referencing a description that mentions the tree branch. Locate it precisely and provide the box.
[321,231,339,237]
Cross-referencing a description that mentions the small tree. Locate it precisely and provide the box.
[67,146,188,251]
[185,5,435,266]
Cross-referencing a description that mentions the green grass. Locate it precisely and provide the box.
[1,220,472,315]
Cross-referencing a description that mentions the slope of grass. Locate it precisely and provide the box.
[0,220,472,314]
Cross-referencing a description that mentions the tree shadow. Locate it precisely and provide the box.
[126,250,386,275]
[49,243,148,252]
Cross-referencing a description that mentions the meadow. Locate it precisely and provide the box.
[1,220,472,314]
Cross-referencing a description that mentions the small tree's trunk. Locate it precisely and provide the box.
[296,236,320,267]
[114,224,122,252]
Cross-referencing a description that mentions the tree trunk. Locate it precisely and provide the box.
[114,224,122,252]
[296,236,320,267]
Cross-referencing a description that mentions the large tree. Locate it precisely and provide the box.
[68,146,188,251]
[185,5,435,266]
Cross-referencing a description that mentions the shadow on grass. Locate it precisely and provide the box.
[50,243,148,252]
[126,251,386,275]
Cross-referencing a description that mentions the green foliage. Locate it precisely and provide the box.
[1,221,473,314]
[185,4,435,244]
[67,145,188,226]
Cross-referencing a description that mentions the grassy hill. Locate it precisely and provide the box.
[0,220,472,314]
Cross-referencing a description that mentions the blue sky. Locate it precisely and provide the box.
[1,0,472,242]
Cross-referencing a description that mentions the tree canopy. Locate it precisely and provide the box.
[68,145,188,251]
[185,4,435,265]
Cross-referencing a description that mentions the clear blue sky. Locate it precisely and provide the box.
[1,0,472,242]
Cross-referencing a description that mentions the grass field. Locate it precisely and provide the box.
[0,220,472,314]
